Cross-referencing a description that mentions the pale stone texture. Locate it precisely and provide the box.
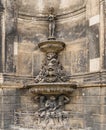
[89,15,100,26]
[89,58,100,72]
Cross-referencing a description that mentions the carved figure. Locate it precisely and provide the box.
[58,95,70,110]
[39,96,57,112]
[48,7,56,39]
[13,95,71,129]
[45,96,57,111]
[37,95,70,116]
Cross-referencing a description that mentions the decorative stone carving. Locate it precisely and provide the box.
[48,7,56,40]
[34,52,70,83]
[13,94,72,130]
[34,95,71,128]
[29,83,77,94]
[12,7,77,130]
[34,8,70,83]
[36,95,69,112]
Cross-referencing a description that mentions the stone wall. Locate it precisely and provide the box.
[0,88,18,130]
[0,86,106,130]
[0,0,106,130]
[0,0,103,76]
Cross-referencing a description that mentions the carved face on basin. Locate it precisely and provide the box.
[46,52,57,60]
[46,53,58,76]
[49,96,56,101]
[48,58,57,70]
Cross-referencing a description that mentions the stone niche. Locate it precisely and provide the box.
[0,1,106,130]
[17,6,87,76]
[18,0,86,15]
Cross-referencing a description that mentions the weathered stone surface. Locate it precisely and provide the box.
[33,51,44,75]
[104,13,106,69]
[18,0,86,16]
[0,87,106,130]
[0,15,2,72]
[56,16,86,41]
[60,38,88,74]
[0,0,106,130]
[17,52,32,76]
[87,24,100,59]
[86,0,100,18]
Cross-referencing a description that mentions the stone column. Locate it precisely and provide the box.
[0,3,4,72]
[99,0,105,70]
[5,35,15,73]
[5,0,18,73]
[86,0,100,72]
[1,89,4,130]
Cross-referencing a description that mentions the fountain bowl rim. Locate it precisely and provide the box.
[38,40,66,53]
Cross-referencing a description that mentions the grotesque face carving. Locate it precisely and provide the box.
[35,51,69,83]
[48,58,57,70]
[46,52,57,60]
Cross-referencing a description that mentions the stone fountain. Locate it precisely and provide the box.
[12,7,78,130]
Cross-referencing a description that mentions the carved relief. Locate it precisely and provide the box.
[34,95,71,130]
[13,94,71,130]
[34,8,70,83]
[12,7,77,130]
[48,7,56,40]
[34,52,70,83]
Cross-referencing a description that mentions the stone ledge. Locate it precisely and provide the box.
[18,6,86,21]
[0,82,106,89]
[0,83,23,88]
[0,71,106,88]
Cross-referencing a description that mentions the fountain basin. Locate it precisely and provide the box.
[38,40,65,53]
[27,82,77,94]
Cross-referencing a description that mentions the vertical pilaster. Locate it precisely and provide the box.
[99,0,105,70]
[103,0,106,69]
[1,89,4,130]
[1,12,5,72]
[5,0,18,73]
[5,35,15,73]
[0,3,4,72]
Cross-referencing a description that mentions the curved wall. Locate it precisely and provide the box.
[18,0,86,16]
[17,8,88,76]
[2,0,100,76]
[1,1,105,130]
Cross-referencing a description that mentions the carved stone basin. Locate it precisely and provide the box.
[38,40,65,53]
[27,82,77,94]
